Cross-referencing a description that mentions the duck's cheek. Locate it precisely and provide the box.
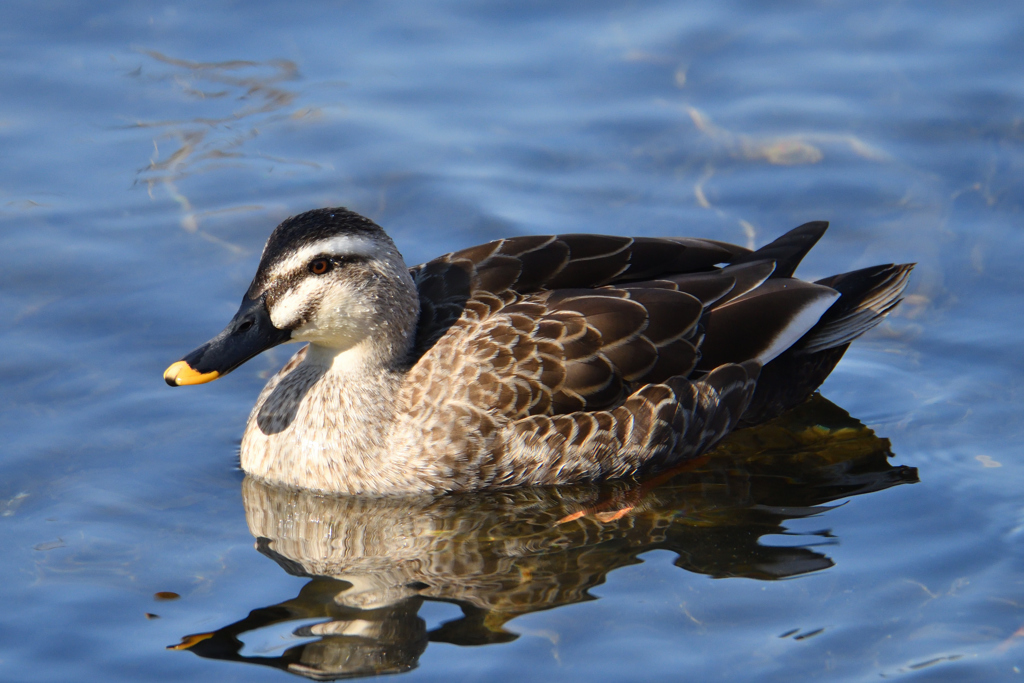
[267,278,322,330]
[286,285,376,348]
[289,313,370,349]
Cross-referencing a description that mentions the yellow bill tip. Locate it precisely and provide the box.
[164,360,220,386]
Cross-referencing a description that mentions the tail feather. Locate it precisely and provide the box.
[729,221,830,278]
[800,263,915,354]
[736,262,914,428]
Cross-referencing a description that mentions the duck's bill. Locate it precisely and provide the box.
[164,294,291,387]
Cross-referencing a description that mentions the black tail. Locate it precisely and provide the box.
[729,221,830,278]
[800,263,915,354]
[737,261,915,427]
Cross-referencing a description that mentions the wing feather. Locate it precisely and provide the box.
[392,222,912,490]
[497,362,761,486]
[407,227,906,432]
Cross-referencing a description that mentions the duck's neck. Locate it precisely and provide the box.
[301,341,409,438]
[239,337,412,493]
[304,338,403,376]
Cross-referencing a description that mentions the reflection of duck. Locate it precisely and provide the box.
[165,208,912,494]
[170,397,917,680]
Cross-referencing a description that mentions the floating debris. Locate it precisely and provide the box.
[33,539,65,552]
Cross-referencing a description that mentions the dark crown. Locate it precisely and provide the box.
[247,208,388,297]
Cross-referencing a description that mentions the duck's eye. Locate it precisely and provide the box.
[309,258,332,275]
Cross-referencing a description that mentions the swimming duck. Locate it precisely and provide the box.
[164,208,912,495]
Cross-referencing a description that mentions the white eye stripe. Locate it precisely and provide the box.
[269,235,382,279]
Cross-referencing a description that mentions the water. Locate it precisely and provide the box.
[1,0,1022,680]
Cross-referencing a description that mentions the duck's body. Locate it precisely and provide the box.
[166,208,912,494]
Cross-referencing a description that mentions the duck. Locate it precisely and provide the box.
[164,208,912,495]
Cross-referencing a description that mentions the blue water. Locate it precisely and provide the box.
[2,0,1023,680]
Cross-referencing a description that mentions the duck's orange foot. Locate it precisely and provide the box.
[593,506,636,523]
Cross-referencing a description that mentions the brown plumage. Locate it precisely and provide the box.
[164,208,913,494]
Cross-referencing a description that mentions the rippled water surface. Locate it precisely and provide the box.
[2,1,1023,681]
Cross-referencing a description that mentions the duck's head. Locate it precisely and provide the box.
[164,208,418,386]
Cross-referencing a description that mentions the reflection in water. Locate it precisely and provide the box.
[170,396,916,679]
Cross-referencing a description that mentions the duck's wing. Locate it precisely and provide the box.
[401,281,714,422]
[409,233,746,356]
[497,362,761,487]
[497,285,711,415]
[407,225,846,420]
[586,222,845,376]
[433,233,747,291]
[406,267,825,422]
[725,220,829,278]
